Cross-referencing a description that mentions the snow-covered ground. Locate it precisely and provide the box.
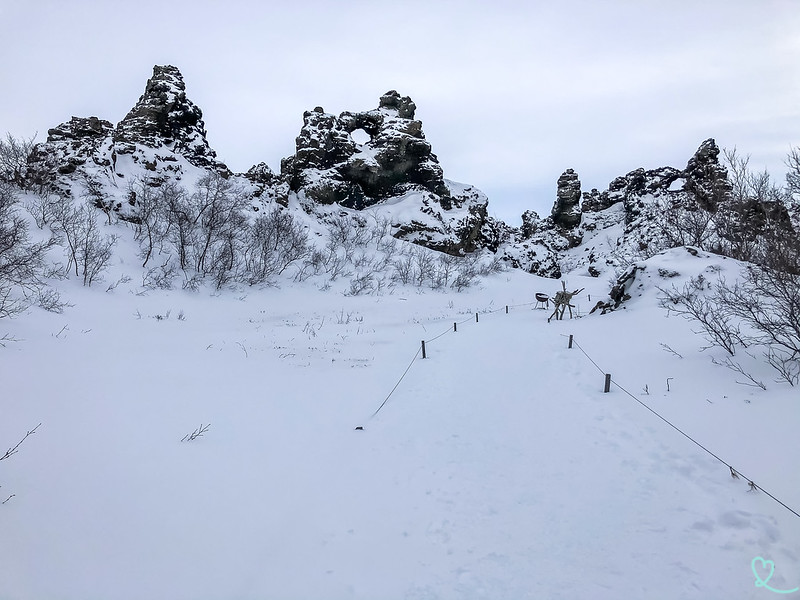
[1,247,799,599]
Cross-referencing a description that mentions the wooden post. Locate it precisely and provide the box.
[421,340,427,359]
[505,305,509,314]
[453,322,457,332]
[604,373,611,393]
[475,313,479,323]
[568,334,573,349]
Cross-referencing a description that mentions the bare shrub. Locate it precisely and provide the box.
[0,182,62,317]
[432,253,458,289]
[656,196,716,249]
[128,177,171,267]
[391,253,415,285]
[142,258,178,290]
[346,273,375,296]
[244,207,309,284]
[24,191,60,229]
[51,200,116,286]
[0,133,36,185]
[479,254,505,276]
[658,276,742,355]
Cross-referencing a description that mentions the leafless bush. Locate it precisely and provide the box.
[182,271,204,291]
[346,273,375,296]
[189,173,249,278]
[765,347,800,386]
[0,133,36,185]
[713,148,792,263]
[244,206,309,283]
[656,196,716,250]
[786,146,800,203]
[50,201,116,286]
[479,254,505,276]
[660,263,800,385]
[80,173,116,224]
[391,253,415,285]
[367,211,392,242]
[658,276,742,355]
[0,182,62,317]
[412,246,437,287]
[714,265,800,385]
[321,240,351,280]
[105,274,131,293]
[711,355,766,390]
[128,177,171,267]
[142,257,178,290]
[451,271,475,292]
[24,191,60,229]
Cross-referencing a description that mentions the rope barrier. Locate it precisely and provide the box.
[369,347,422,419]
[362,295,799,520]
[571,336,800,520]
[368,300,527,421]
[571,339,606,376]
[362,295,799,519]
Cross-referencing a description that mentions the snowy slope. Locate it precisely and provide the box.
[1,245,798,599]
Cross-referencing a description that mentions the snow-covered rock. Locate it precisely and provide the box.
[113,65,226,173]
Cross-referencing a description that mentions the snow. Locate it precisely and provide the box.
[1,241,799,599]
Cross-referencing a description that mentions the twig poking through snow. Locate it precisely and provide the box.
[0,333,20,347]
[236,342,248,358]
[711,356,767,390]
[181,424,210,442]
[1,423,41,461]
[660,343,683,359]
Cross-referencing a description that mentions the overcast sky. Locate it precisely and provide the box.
[1,0,798,224]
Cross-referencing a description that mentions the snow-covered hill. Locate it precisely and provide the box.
[1,243,799,599]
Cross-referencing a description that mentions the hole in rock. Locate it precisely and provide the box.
[350,129,371,145]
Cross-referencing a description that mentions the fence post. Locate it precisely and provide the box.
[604,373,611,393]
[506,305,509,314]
[453,322,457,333]
[475,313,479,323]
[421,340,427,359]
[568,334,573,349]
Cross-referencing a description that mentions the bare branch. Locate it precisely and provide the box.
[181,423,210,442]
[0,423,41,461]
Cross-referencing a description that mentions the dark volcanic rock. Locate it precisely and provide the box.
[25,116,115,193]
[378,90,416,118]
[113,65,222,170]
[581,188,614,213]
[551,169,582,229]
[683,138,731,211]
[46,117,114,143]
[281,91,450,209]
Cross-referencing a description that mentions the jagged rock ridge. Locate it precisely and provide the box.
[17,65,796,288]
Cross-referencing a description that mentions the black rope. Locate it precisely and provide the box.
[572,339,606,375]
[370,347,422,419]
[571,336,800,520]
[368,297,542,421]
[426,327,453,344]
